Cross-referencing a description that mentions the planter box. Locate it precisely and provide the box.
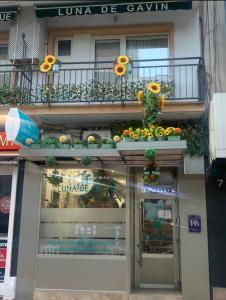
[30,144,42,149]
[147,137,155,142]
[73,144,84,149]
[122,137,132,142]
[156,137,165,141]
[59,144,71,149]
[102,144,113,149]
[88,144,99,149]
[43,144,57,149]
[167,136,181,141]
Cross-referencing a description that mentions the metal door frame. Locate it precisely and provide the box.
[133,171,181,290]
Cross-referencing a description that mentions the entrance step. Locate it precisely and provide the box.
[34,290,183,300]
[130,289,183,300]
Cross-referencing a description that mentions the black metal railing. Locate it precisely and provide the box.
[0,57,204,105]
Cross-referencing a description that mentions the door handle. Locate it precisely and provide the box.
[138,200,144,266]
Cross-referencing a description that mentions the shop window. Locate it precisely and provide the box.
[57,40,71,56]
[0,175,12,237]
[39,168,126,255]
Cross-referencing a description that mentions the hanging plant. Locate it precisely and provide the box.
[144,148,156,160]
[143,161,160,186]
[80,156,92,166]
[45,156,57,167]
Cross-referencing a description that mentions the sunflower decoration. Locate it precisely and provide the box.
[143,148,160,186]
[114,64,126,77]
[137,90,143,105]
[147,82,161,94]
[114,55,132,78]
[117,56,129,65]
[40,54,61,74]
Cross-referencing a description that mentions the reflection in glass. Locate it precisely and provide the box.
[39,168,126,255]
[142,199,173,254]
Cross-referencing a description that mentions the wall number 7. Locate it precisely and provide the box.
[217,179,224,188]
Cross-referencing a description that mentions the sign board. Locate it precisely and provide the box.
[5,108,39,146]
[36,1,192,18]
[0,132,20,151]
[57,169,94,195]
[188,215,201,233]
[0,240,7,281]
[0,7,17,21]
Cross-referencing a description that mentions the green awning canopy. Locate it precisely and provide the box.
[0,6,18,21]
[35,1,192,18]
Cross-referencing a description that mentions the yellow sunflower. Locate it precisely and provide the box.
[40,62,52,73]
[59,135,67,143]
[160,95,165,111]
[45,54,56,65]
[117,56,129,65]
[133,134,138,140]
[137,90,143,105]
[130,132,135,138]
[147,82,161,94]
[114,64,126,76]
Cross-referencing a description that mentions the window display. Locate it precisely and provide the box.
[39,168,126,255]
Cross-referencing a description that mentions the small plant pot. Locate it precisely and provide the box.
[147,137,155,142]
[44,144,57,149]
[88,144,99,149]
[102,144,113,149]
[73,144,84,149]
[122,137,132,142]
[167,136,181,141]
[156,137,165,141]
[59,144,71,149]
[30,143,42,149]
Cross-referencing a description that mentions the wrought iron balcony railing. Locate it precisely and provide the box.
[0,57,204,106]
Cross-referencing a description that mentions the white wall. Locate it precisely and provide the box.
[178,172,210,300]
[47,8,201,59]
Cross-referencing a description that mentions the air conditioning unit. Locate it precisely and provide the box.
[83,130,111,143]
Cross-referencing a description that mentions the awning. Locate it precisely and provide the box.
[35,1,192,18]
[19,140,187,167]
[0,6,18,21]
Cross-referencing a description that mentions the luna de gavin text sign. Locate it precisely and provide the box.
[36,1,192,18]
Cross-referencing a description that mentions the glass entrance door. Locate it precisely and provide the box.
[135,196,180,289]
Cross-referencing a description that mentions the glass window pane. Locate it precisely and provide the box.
[127,35,169,81]
[142,199,173,254]
[39,168,126,255]
[58,40,71,56]
[0,175,12,237]
[0,45,8,61]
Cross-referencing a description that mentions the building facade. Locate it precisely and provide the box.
[0,1,215,300]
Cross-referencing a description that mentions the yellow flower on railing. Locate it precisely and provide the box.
[147,82,161,94]
[45,55,57,65]
[137,90,143,105]
[117,55,129,65]
[114,64,126,76]
[160,95,165,111]
[59,135,68,143]
[40,62,52,73]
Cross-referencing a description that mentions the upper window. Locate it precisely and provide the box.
[126,34,168,60]
[57,40,71,56]
[95,39,120,62]
[0,44,8,61]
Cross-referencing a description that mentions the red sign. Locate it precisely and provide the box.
[0,132,20,151]
[0,247,7,269]
[0,196,10,214]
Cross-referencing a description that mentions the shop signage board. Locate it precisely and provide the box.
[0,240,7,282]
[36,1,192,18]
[5,108,39,146]
[188,214,201,233]
[0,132,21,151]
[0,6,18,21]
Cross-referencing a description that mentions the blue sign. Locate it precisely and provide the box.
[5,108,39,146]
[188,215,201,233]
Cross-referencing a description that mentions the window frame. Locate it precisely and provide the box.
[55,37,72,58]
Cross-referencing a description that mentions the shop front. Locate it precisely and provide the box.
[14,144,210,299]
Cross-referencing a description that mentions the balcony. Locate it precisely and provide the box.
[0,57,204,106]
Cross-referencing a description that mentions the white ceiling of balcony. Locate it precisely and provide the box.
[19,140,187,167]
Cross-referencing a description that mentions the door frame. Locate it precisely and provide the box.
[133,171,181,290]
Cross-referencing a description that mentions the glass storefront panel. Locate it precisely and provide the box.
[0,175,12,282]
[39,168,126,255]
